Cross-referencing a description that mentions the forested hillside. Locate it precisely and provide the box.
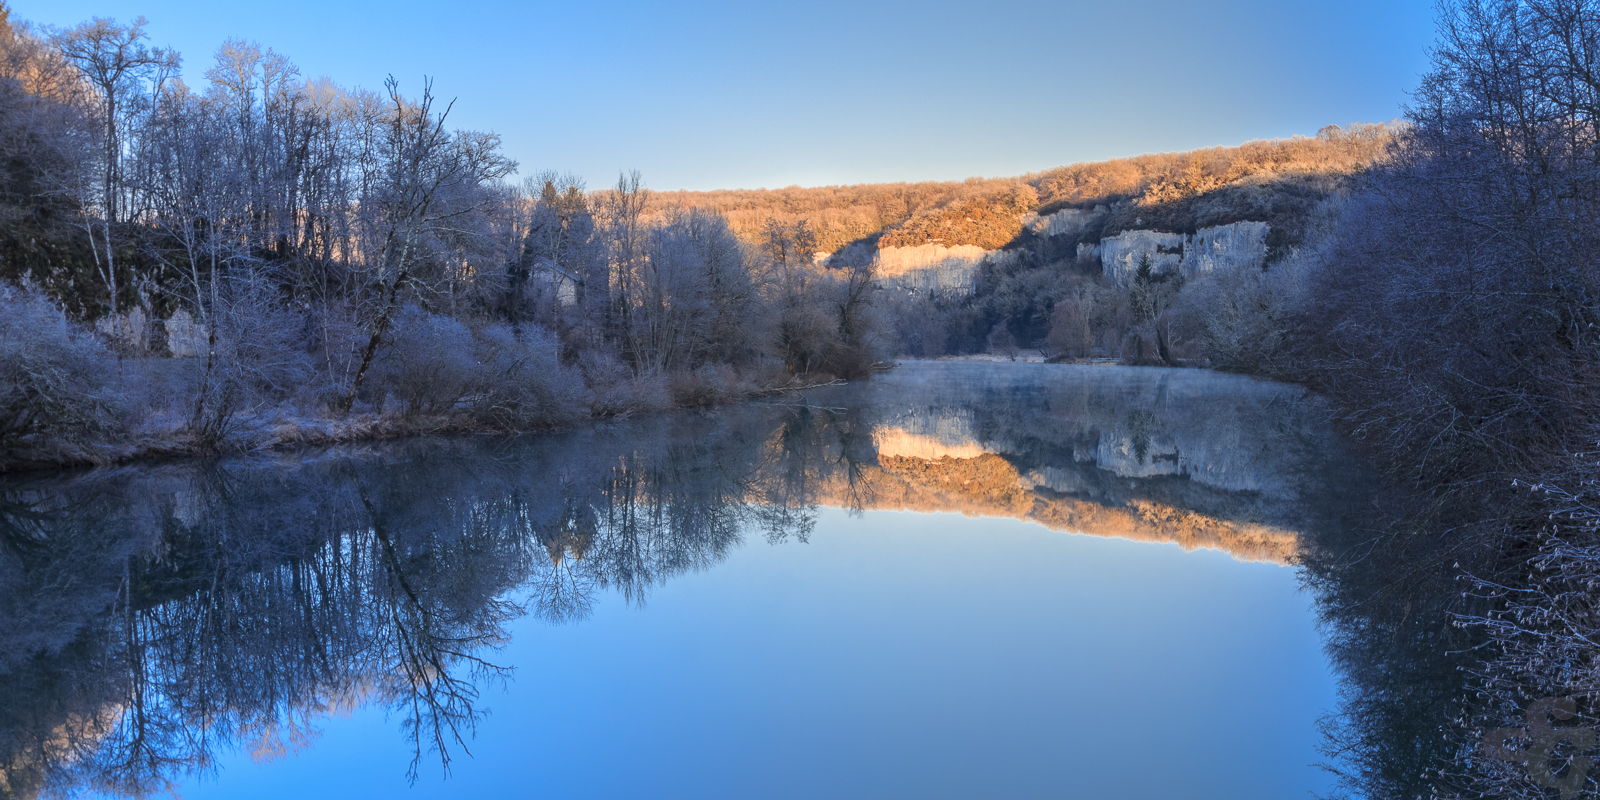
[661,128,1391,255]
[0,0,1409,476]
[656,127,1394,361]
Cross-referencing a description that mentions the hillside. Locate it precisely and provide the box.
[658,123,1396,262]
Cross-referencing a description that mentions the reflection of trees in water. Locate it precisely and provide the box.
[751,406,880,536]
[2,363,1411,799]
[1291,470,1514,800]
[0,405,850,798]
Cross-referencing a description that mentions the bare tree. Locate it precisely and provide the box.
[338,77,513,412]
[591,171,646,363]
[50,17,177,331]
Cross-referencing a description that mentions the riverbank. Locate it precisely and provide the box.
[0,348,863,475]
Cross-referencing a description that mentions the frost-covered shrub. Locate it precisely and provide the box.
[669,363,739,407]
[182,276,316,447]
[466,323,590,428]
[370,305,479,416]
[369,309,591,426]
[0,285,122,460]
[219,282,314,401]
[301,302,366,411]
[583,353,669,418]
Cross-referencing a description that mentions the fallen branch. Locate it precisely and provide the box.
[763,401,849,413]
[751,378,847,396]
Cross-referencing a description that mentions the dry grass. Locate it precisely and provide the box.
[878,184,1039,250]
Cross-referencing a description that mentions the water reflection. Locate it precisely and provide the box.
[0,362,1359,798]
[822,363,1346,563]
[1298,476,1494,800]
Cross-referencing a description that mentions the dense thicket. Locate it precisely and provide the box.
[1239,2,1600,797]
[0,7,887,467]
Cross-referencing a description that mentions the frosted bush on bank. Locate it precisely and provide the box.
[0,286,124,462]
[369,306,589,426]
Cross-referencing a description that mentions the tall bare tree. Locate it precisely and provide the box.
[338,77,513,412]
[50,17,177,331]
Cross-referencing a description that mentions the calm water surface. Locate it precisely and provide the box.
[0,362,1368,799]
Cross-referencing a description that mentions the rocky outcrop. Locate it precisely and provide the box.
[869,216,1270,294]
[95,308,153,352]
[877,243,989,278]
[1023,206,1107,239]
[1100,221,1270,286]
[164,310,208,357]
[1099,230,1186,285]
[809,450,1301,565]
[874,244,1018,295]
[1183,221,1269,277]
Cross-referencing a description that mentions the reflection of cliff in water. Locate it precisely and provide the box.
[804,362,1354,564]
[0,363,1357,797]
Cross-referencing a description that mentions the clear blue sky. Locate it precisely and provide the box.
[15,0,1438,191]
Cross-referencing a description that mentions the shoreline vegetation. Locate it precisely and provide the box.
[0,298,870,472]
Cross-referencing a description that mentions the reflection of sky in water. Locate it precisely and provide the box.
[167,509,1335,800]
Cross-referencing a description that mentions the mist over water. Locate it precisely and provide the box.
[0,362,1373,799]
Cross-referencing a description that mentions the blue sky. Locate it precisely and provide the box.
[15,0,1438,191]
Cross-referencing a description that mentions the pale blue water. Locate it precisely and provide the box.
[0,363,1357,799]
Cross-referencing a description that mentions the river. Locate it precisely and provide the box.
[0,361,1375,799]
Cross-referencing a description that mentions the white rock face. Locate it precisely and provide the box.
[1097,431,1184,478]
[870,219,1269,294]
[1183,221,1269,277]
[1023,206,1107,239]
[1099,230,1186,286]
[873,428,988,461]
[874,407,980,454]
[875,244,1017,295]
[1020,466,1098,495]
[1101,221,1270,286]
[96,307,151,351]
[877,243,989,277]
[165,310,208,357]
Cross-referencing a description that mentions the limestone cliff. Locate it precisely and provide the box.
[1182,221,1270,278]
[804,449,1301,565]
[1023,206,1108,239]
[801,362,1358,565]
[874,244,1019,295]
[1099,221,1271,287]
[1098,230,1186,285]
[871,214,1269,294]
